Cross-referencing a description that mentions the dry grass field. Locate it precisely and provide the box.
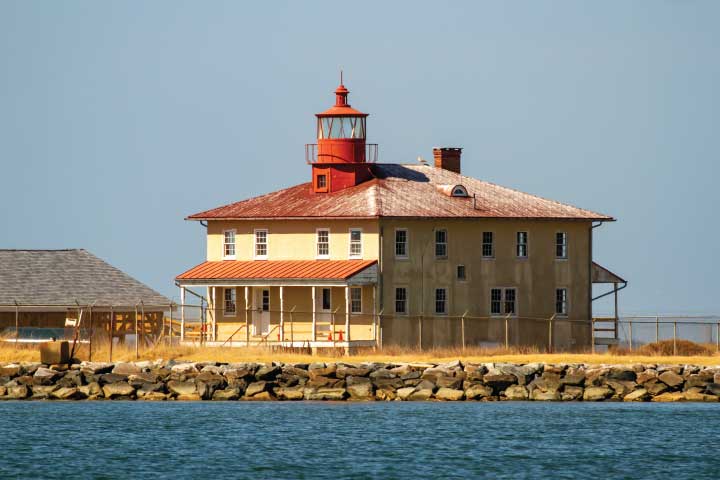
[1,340,718,366]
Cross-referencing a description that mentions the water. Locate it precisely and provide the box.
[0,401,718,479]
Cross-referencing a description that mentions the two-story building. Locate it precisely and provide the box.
[176,81,624,351]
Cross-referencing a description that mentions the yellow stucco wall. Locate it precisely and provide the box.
[206,219,379,261]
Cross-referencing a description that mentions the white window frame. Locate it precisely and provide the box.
[435,229,448,259]
[316,228,330,259]
[482,231,494,259]
[254,228,268,260]
[223,288,236,317]
[490,287,517,317]
[348,228,363,259]
[350,287,362,314]
[395,286,408,315]
[434,288,448,315]
[555,288,568,316]
[395,228,408,259]
[223,229,236,260]
[516,231,528,259]
[556,232,568,260]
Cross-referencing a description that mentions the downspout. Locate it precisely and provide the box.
[590,221,604,322]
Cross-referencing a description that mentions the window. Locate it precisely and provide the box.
[223,230,236,259]
[516,231,528,258]
[435,229,448,258]
[224,288,236,316]
[395,287,407,314]
[395,229,408,258]
[262,290,270,312]
[556,232,568,259]
[350,287,362,313]
[349,229,362,258]
[254,229,267,259]
[322,288,331,310]
[556,288,568,316]
[482,232,494,258]
[316,229,329,259]
[457,265,466,281]
[435,288,447,314]
[317,174,327,189]
[491,288,517,316]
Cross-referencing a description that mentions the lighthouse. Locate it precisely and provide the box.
[308,80,376,193]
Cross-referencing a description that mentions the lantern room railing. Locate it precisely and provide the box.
[305,143,378,164]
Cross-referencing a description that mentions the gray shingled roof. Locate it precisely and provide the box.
[0,249,170,307]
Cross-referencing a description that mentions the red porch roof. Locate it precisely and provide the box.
[176,259,377,281]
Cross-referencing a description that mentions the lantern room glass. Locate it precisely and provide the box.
[317,116,366,139]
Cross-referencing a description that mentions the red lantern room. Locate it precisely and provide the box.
[307,79,377,193]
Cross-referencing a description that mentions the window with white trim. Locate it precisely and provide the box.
[224,288,236,316]
[316,229,329,259]
[435,229,448,259]
[556,288,568,316]
[516,232,528,258]
[435,288,447,314]
[482,232,493,258]
[395,287,407,314]
[491,288,517,315]
[223,230,236,259]
[254,229,268,259]
[395,229,408,258]
[349,229,362,259]
[350,287,362,313]
[556,232,568,259]
[316,174,327,189]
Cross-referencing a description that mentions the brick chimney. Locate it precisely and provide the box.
[433,147,462,174]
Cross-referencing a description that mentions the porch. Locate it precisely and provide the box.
[175,259,379,350]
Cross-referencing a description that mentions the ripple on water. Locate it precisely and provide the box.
[0,401,718,479]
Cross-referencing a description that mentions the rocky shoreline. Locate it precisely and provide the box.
[1,360,719,402]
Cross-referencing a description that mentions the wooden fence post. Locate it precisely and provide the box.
[591,318,595,354]
[673,321,677,356]
[109,305,114,362]
[461,311,468,351]
[629,321,633,351]
[504,314,509,350]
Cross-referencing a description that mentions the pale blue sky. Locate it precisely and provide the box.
[1,1,718,314]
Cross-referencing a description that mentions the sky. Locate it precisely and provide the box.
[0,1,718,315]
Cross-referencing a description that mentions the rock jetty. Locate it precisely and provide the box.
[1,360,719,402]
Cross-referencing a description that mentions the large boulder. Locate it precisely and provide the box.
[706,383,720,396]
[607,367,637,382]
[80,362,114,375]
[112,363,142,375]
[255,365,282,381]
[636,370,658,385]
[0,364,21,378]
[171,363,198,374]
[396,387,416,401]
[465,384,493,400]
[51,387,84,400]
[375,387,396,401]
[308,364,337,379]
[244,381,268,398]
[436,376,463,390]
[531,389,560,401]
[304,387,346,401]
[658,371,684,389]
[644,379,669,396]
[583,386,613,401]
[561,386,584,401]
[683,390,718,402]
[623,389,649,402]
[103,382,136,399]
[33,367,61,386]
[652,391,685,402]
[504,385,529,401]
[336,366,371,378]
[274,386,304,401]
[212,388,241,401]
[6,385,29,399]
[78,382,102,398]
[167,380,197,397]
[346,382,374,400]
[408,388,433,401]
[483,374,517,394]
[435,388,464,401]
[31,385,59,399]
[196,372,226,399]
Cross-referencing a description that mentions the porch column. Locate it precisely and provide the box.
[280,286,285,343]
[345,286,350,342]
[180,286,185,342]
[244,286,250,345]
[211,286,217,342]
[372,285,377,344]
[311,286,317,341]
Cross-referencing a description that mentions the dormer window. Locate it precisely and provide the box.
[451,185,468,197]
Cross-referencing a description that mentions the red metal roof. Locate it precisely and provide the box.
[176,259,377,281]
[187,164,613,221]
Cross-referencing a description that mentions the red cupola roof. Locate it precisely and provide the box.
[316,83,368,117]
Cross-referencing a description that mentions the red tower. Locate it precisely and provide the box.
[307,80,376,193]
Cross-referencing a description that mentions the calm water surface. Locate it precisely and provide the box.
[0,401,718,479]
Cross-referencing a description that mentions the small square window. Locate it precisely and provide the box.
[317,174,327,189]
